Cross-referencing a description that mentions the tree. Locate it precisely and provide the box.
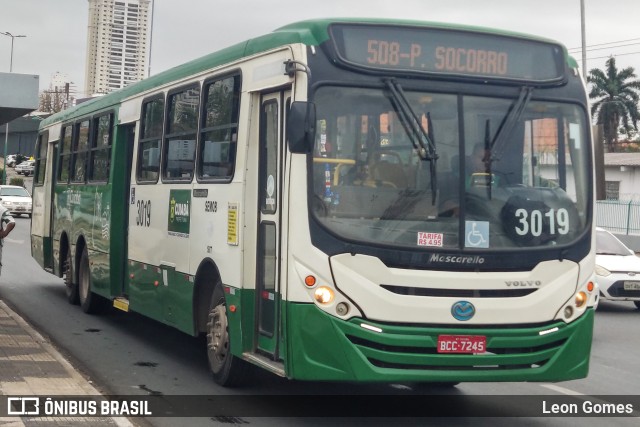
[38,83,74,114]
[587,57,640,152]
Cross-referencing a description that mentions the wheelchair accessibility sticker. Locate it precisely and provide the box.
[465,221,489,248]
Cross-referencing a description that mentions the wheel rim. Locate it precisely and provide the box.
[79,255,90,303]
[207,303,229,374]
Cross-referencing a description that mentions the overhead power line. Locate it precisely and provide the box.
[568,38,640,52]
[570,42,640,54]
[585,51,640,61]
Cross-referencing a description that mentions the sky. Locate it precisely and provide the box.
[1,0,639,98]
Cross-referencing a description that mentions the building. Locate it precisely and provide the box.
[84,0,152,96]
[602,152,640,201]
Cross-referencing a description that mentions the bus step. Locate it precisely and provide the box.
[242,353,285,377]
[113,297,130,312]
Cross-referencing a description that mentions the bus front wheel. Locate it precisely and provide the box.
[207,285,248,387]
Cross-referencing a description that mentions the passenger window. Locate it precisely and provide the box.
[198,75,241,181]
[58,125,73,183]
[138,97,164,182]
[89,114,113,182]
[71,120,90,183]
[34,131,49,186]
[163,86,200,181]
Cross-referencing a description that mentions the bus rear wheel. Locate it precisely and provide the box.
[78,248,108,314]
[63,250,79,305]
[207,285,248,387]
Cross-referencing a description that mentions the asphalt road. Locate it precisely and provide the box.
[1,220,639,426]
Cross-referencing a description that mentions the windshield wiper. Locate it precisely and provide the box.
[489,86,533,163]
[383,78,439,204]
[480,86,532,200]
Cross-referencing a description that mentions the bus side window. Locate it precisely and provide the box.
[137,96,165,183]
[163,85,200,181]
[34,131,48,186]
[71,120,90,183]
[198,75,241,181]
[89,113,113,182]
[58,124,73,183]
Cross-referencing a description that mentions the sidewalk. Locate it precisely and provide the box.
[0,300,134,426]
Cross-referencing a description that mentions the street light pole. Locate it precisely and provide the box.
[580,0,587,79]
[1,31,27,185]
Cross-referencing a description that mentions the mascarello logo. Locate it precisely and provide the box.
[451,301,475,321]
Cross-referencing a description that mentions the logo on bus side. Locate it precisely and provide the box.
[168,190,191,238]
[451,301,475,321]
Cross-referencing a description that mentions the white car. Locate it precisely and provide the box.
[0,185,33,218]
[5,154,17,167]
[15,159,35,176]
[595,228,640,309]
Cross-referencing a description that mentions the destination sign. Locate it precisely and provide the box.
[330,24,565,82]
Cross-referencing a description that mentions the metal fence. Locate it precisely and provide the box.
[595,200,640,235]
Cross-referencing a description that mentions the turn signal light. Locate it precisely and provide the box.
[587,282,594,292]
[304,275,316,287]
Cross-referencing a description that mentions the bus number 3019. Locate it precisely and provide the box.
[514,208,569,237]
[136,200,151,227]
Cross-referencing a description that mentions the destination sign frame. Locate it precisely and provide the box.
[329,24,567,84]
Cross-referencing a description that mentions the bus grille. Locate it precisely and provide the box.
[338,319,570,372]
[381,285,536,298]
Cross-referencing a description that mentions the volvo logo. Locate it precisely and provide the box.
[451,301,475,321]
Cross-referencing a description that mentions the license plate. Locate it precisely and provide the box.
[437,335,486,354]
[623,281,640,291]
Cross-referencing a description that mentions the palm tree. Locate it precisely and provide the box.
[587,57,640,152]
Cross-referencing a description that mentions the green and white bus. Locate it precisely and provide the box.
[31,18,597,386]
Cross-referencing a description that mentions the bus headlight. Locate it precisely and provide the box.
[575,291,587,308]
[314,286,334,304]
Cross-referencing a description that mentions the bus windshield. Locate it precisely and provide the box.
[310,85,590,250]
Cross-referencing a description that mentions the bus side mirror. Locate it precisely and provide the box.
[287,101,316,154]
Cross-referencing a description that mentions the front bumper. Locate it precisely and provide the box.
[289,303,594,383]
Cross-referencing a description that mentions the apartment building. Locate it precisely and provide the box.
[84,0,152,95]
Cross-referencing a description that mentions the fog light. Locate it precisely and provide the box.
[336,302,349,316]
[575,292,587,308]
[564,306,573,319]
[314,286,334,304]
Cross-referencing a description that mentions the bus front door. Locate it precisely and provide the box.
[255,91,288,359]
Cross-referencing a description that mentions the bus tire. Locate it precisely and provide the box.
[78,248,108,314]
[207,285,248,387]
[63,249,79,305]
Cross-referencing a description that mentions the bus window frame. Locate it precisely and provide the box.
[196,71,242,184]
[57,123,74,184]
[34,130,49,187]
[88,111,114,183]
[136,93,166,185]
[162,82,201,184]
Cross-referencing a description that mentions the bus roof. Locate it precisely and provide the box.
[41,18,573,127]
